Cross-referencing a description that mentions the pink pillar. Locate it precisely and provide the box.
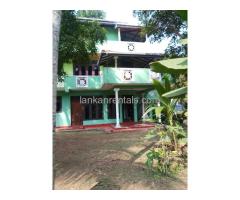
[92,64,95,76]
[78,65,81,75]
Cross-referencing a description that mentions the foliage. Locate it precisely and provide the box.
[164,42,187,59]
[76,10,106,19]
[138,10,188,176]
[162,86,187,98]
[133,10,187,43]
[58,10,106,77]
[150,57,187,74]
[142,65,187,175]
[143,74,186,125]
[145,124,187,176]
[133,10,187,58]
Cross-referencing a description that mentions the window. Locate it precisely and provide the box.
[94,65,99,75]
[88,66,92,76]
[81,66,86,75]
[83,96,103,120]
[108,96,116,119]
[73,64,80,75]
[56,96,62,112]
[120,29,146,42]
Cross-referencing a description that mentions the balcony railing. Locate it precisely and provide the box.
[57,67,158,91]
[97,40,162,54]
[103,67,152,84]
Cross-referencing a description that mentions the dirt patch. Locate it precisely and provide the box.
[53,130,187,190]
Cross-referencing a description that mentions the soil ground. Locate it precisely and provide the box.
[53,130,187,190]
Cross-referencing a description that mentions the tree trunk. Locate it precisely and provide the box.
[52,10,62,190]
[52,10,62,131]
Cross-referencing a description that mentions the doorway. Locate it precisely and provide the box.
[71,96,84,126]
[122,95,134,122]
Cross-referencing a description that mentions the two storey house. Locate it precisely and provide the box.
[56,18,161,128]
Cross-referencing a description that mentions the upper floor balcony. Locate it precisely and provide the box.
[97,40,163,55]
[57,67,159,91]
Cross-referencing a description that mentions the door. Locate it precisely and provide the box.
[122,96,134,122]
[71,96,84,126]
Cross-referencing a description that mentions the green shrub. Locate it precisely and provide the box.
[145,124,187,176]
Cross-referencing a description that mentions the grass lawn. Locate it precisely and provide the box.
[53,130,187,190]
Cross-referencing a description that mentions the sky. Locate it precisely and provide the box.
[104,9,139,25]
[104,9,171,53]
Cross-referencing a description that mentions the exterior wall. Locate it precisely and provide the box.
[103,67,151,84]
[58,67,152,91]
[97,40,164,54]
[105,27,118,41]
[55,91,142,127]
[56,93,71,127]
[64,76,103,91]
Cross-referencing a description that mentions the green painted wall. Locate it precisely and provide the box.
[56,91,140,127]
[64,76,103,91]
[105,27,118,41]
[59,67,152,91]
[83,119,116,125]
[103,68,151,84]
[56,93,71,127]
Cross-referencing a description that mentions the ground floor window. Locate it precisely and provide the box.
[83,96,103,120]
[56,96,62,112]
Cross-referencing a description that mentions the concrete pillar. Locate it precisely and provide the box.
[114,56,118,68]
[142,94,145,119]
[118,28,121,41]
[114,88,121,128]
[78,66,81,75]
[133,96,138,123]
[103,95,108,121]
[92,64,95,76]
[119,99,123,123]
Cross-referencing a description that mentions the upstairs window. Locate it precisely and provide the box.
[73,65,80,75]
[94,65,99,75]
[73,63,99,76]
[120,28,146,42]
[81,66,86,75]
[88,66,92,76]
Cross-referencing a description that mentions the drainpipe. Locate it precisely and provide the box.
[114,88,121,128]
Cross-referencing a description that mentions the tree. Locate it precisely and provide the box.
[58,10,106,77]
[133,10,187,58]
[52,10,62,190]
[133,10,187,43]
[143,56,188,176]
[138,11,188,175]
[76,10,106,19]
[53,10,62,130]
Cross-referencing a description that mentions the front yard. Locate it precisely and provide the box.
[53,130,187,190]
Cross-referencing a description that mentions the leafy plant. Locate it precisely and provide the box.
[145,125,187,176]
